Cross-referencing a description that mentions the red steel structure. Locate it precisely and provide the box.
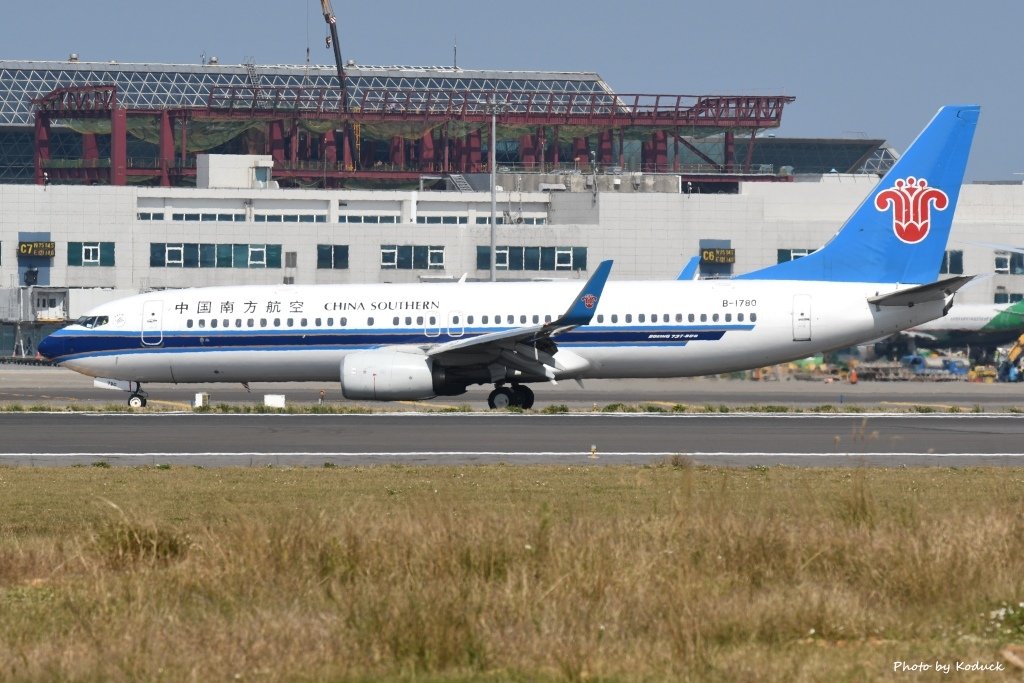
[34,83,795,187]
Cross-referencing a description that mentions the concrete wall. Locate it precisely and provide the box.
[1,177,1023,310]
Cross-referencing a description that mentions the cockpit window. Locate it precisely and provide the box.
[74,316,109,329]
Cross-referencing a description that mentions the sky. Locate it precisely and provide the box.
[3,0,1022,180]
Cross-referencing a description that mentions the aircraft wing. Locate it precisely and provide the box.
[425,260,612,377]
[868,275,974,307]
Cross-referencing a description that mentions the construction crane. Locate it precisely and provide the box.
[320,0,348,113]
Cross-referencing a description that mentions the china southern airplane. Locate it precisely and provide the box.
[39,105,979,409]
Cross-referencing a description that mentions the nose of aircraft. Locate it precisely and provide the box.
[37,332,63,360]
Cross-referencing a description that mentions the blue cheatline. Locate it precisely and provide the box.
[736,105,980,284]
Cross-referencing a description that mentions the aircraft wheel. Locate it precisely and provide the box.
[128,394,145,408]
[487,387,514,409]
[512,385,535,409]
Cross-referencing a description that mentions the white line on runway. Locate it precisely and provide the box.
[2,451,1023,458]
[2,412,1023,419]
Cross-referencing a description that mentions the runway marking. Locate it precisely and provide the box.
[2,451,1024,459]
[0,411,1020,420]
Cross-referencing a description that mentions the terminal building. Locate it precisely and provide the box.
[0,59,1022,356]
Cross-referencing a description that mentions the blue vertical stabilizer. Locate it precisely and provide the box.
[736,105,979,284]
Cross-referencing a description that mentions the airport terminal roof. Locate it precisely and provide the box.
[0,60,613,127]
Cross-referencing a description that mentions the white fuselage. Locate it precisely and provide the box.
[46,278,946,386]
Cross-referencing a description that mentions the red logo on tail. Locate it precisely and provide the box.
[581,294,598,309]
[874,176,949,244]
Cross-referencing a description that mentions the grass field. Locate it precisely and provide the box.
[1,464,1023,681]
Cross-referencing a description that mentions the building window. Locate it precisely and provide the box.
[317,245,349,270]
[940,250,964,275]
[248,246,267,267]
[150,243,281,268]
[777,248,815,263]
[381,245,445,270]
[68,241,114,267]
[165,244,184,266]
[476,246,587,271]
[993,252,1024,274]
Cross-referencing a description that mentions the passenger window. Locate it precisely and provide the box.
[429,316,436,325]
[186,320,194,329]
[597,314,604,323]
[712,313,719,322]
[287,318,294,327]
[676,313,683,323]
[247,319,254,328]
[315,318,321,326]
[725,313,732,322]
[405,317,412,325]
[223,319,229,328]
[638,314,645,323]
[482,315,489,324]
[453,316,460,324]
[198,319,206,328]
[340,317,346,326]
[545,315,552,323]
[663,314,670,323]
[520,315,527,324]
[611,314,618,323]
[532,315,539,324]
[260,319,267,328]
[368,317,374,326]
[301,318,307,327]
[235,319,242,328]
[328,317,335,326]
[738,313,745,322]
[751,313,758,322]
[468,315,474,324]
[210,319,218,328]
[273,318,281,327]
[417,316,424,325]
[688,314,695,323]
[625,314,632,323]
[507,315,514,324]
[393,317,400,325]
[700,314,707,322]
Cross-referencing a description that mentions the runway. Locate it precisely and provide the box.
[3,364,1024,411]
[3,413,1024,468]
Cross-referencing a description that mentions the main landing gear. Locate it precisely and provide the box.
[128,388,148,408]
[487,383,535,410]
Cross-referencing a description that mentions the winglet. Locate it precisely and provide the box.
[560,260,613,326]
[676,256,700,280]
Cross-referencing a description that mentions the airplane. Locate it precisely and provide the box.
[877,299,1024,358]
[38,105,980,409]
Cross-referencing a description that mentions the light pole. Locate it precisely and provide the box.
[488,101,507,282]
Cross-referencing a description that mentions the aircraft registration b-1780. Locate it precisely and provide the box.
[39,105,980,408]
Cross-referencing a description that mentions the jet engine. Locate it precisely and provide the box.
[340,349,465,400]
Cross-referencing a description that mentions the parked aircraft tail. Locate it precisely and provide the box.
[737,105,980,284]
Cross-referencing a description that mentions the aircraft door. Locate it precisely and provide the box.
[447,311,464,338]
[792,294,812,341]
[424,314,441,338]
[141,300,164,346]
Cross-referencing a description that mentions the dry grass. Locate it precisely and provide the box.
[1,465,1023,681]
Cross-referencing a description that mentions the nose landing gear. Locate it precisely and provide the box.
[487,383,535,410]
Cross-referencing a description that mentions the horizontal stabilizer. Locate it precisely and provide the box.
[868,275,973,307]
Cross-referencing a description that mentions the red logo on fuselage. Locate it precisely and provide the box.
[874,176,949,245]
[581,294,598,309]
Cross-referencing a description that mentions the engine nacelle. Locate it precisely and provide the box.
[340,350,442,401]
